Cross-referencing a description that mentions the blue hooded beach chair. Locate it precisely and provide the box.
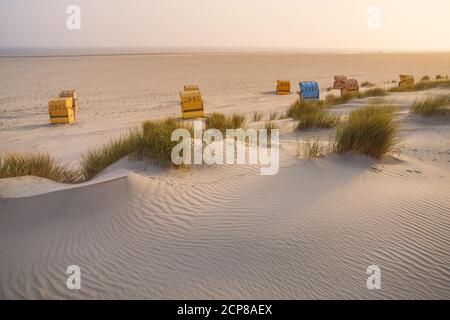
[299,81,320,100]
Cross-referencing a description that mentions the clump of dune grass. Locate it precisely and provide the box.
[341,92,360,102]
[269,111,278,121]
[287,99,325,116]
[322,88,388,108]
[359,87,388,98]
[410,94,450,116]
[138,117,194,168]
[298,137,326,159]
[229,113,246,129]
[389,79,450,92]
[327,92,361,105]
[324,94,339,105]
[334,105,398,159]
[361,81,375,88]
[252,111,263,122]
[288,99,339,131]
[421,75,430,82]
[205,113,226,132]
[0,152,80,183]
[326,88,387,104]
[205,112,246,134]
[80,129,142,180]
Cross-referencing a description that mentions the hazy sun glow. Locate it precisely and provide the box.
[1,0,450,51]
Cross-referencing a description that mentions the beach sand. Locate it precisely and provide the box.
[0,53,449,299]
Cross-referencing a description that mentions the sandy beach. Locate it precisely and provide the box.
[0,53,449,299]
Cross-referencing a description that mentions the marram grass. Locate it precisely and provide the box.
[252,111,263,122]
[140,117,194,167]
[334,104,398,159]
[288,99,339,131]
[80,129,142,180]
[205,112,246,134]
[0,115,248,183]
[0,152,81,183]
[410,94,450,116]
[389,79,450,93]
[269,111,278,121]
[323,88,387,107]
[299,137,326,159]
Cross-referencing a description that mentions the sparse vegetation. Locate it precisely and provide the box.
[229,113,246,130]
[334,104,398,159]
[205,112,226,132]
[0,152,80,183]
[288,99,339,131]
[139,118,194,167]
[389,79,450,92]
[1,114,251,183]
[325,93,352,106]
[205,112,246,134]
[410,94,450,116]
[323,88,387,107]
[359,87,388,98]
[298,137,326,159]
[4,73,450,183]
[80,129,142,180]
[277,111,288,120]
[263,121,279,137]
[252,111,263,122]
[269,112,278,121]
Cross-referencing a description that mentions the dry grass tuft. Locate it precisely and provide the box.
[410,94,450,116]
[0,152,81,183]
[288,99,339,131]
[334,104,398,159]
[80,130,142,180]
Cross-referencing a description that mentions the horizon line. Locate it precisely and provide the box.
[1,46,450,58]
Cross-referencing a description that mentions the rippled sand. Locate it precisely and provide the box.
[1,151,449,299]
[0,53,449,299]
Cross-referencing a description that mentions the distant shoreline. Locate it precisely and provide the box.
[1,47,450,58]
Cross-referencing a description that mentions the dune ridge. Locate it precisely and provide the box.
[1,148,449,299]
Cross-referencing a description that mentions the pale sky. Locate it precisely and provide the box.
[1,0,450,51]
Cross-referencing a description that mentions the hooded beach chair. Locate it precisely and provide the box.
[48,90,78,124]
[333,75,348,90]
[299,81,320,100]
[399,75,414,88]
[180,90,205,119]
[276,80,291,95]
[341,79,360,95]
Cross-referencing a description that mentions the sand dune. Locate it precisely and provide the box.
[1,53,449,299]
[1,151,449,299]
[1,115,450,299]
